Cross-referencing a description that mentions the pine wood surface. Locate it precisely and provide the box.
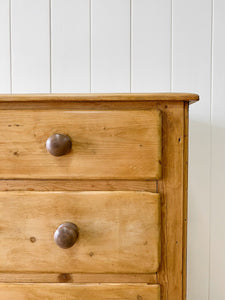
[0,191,161,274]
[0,93,199,102]
[0,180,157,192]
[0,96,197,299]
[0,109,162,180]
[0,273,157,284]
[157,102,186,300]
[0,283,160,300]
[182,103,189,300]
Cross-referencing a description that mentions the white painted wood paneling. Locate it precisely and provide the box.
[132,0,171,92]
[51,0,90,92]
[210,1,225,299]
[91,0,130,92]
[0,0,10,92]
[11,0,50,93]
[173,1,212,299]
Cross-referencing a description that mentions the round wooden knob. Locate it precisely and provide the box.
[54,222,79,249]
[46,134,72,156]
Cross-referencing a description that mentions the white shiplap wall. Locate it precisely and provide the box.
[0,0,223,299]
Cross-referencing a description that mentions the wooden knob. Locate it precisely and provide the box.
[46,134,72,156]
[54,222,79,249]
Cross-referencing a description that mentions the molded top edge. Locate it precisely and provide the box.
[0,93,199,102]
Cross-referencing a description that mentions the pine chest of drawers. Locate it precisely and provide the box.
[0,93,199,300]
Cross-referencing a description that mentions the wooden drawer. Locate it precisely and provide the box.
[0,283,160,300]
[0,191,161,273]
[0,109,162,180]
[0,93,200,300]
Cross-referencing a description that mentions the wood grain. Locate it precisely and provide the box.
[0,283,160,300]
[157,102,185,300]
[0,101,167,111]
[0,180,157,192]
[0,191,161,273]
[0,273,157,284]
[0,109,162,180]
[0,93,199,102]
[183,102,189,299]
[0,98,196,299]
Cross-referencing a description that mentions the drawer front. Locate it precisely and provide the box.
[0,109,162,179]
[0,191,161,273]
[0,284,160,300]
